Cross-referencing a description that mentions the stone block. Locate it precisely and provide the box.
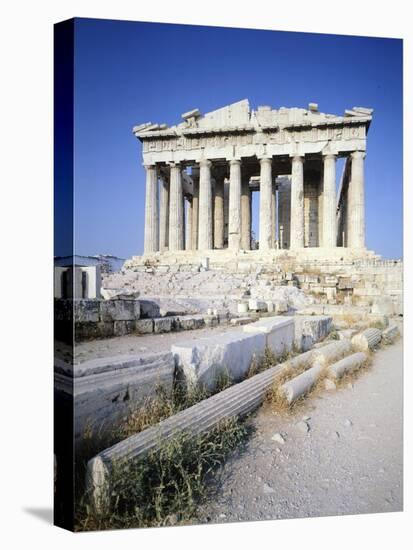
[275,299,289,314]
[243,316,294,357]
[294,315,333,351]
[139,300,160,319]
[135,318,153,334]
[248,299,267,312]
[153,317,173,333]
[100,299,139,321]
[306,275,319,284]
[113,320,135,337]
[177,315,205,331]
[205,315,219,327]
[230,316,254,326]
[74,300,100,323]
[237,301,249,314]
[54,298,73,322]
[73,351,175,443]
[338,277,353,290]
[371,296,394,316]
[172,330,266,391]
[75,321,114,341]
[266,301,275,313]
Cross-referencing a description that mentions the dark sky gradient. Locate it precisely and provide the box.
[73,18,403,259]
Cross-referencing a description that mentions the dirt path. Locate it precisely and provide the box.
[197,336,403,523]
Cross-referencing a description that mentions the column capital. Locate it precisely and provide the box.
[351,151,366,160]
[229,158,242,166]
[258,156,272,164]
[168,161,181,168]
[290,154,304,162]
[143,163,156,170]
[199,159,212,168]
[322,153,336,161]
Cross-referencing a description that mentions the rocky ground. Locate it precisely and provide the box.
[102,268,313,315]
[195,333,403,524]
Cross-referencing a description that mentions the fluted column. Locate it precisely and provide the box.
[191,169,199,250]
[259,157,273,250]
[322,154,337,248]
[182,194,186,247]
[214,172,225,249]
[168,162,184,251]
[271,180,277,248]
[198,159,213,250]
[348,151,366,249]
[186,198,192,250]
[290,155,305,249]
[159,174,169,252]
[228,159,242,251]
[143,164,159,254]
[241,174,251,250]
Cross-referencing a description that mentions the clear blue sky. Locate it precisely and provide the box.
[72,18,403,259]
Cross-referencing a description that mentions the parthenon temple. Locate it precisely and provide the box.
[133,100,374,261]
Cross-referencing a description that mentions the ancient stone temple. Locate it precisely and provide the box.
[133,99,374,262]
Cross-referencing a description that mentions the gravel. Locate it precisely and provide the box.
[195,332,403,523]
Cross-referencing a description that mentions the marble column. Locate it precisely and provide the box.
[159,173,169,252]
[259,157,273,251]
[182,194,186,248]
[191,169,199,250]
[271,180,277,248]
[241,175,251,250]
[168,162,184,251]
[143,164,159,254]
[290,155,305,249]
[322,154,337,248]
[214,171,225,249]
[228,159,242,251]
[348,151,366,249]
[185,198,192,250]
[198,159,213,250]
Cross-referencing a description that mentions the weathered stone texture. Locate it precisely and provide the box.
[294,315,332,351]
[172,330,266,391]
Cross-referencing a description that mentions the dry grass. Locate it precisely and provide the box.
[264,357,313,414]
[341,314,362,328]
[332,351,373,389]
[246,346,297,379]
[265,344,374,416]
[75,417,250,531]
[74,368,240,531]
[368,319,387,330]
[327,329,340,340]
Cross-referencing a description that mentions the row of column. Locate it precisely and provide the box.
[143,151,365,254]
